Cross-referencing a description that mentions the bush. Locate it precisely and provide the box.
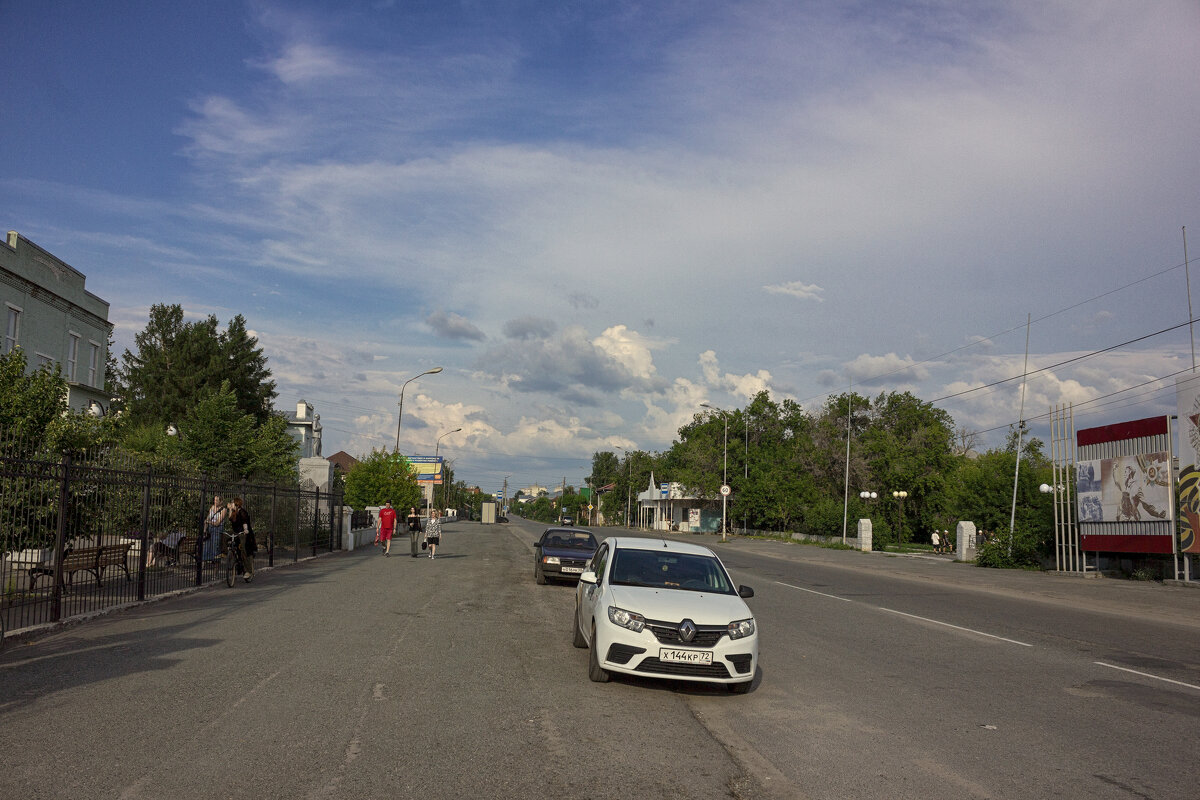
[975,525,1044,569]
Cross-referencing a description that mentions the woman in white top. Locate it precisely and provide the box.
[202,494,226,562]
[425,510,442,559]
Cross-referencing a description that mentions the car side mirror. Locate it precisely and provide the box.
[738,585,754,598]
[580,571,597,585]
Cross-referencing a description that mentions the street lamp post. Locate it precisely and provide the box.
[701,403,728,542]
[892,490,909,548]
[394,367,444,453]
[434,427,462,510]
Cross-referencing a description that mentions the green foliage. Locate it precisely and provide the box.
[588,388,1054,553]
[794,496,847,538]
[975,524,1046,569]
[343,449,422,510]
[117,304,277,430]
[160,382,299,481]
[0,347,67,444]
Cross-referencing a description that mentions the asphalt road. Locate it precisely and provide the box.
[1,517,1197,800]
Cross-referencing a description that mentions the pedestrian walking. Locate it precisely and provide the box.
[425,510,442,559]
[376,500,397,557]
[931,530,941,554]
[228,497,255,582]
[202,494,226,562]
[407,507,422,558]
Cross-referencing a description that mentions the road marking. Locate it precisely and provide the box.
[776,581,852,602]
[879,607,1033,647]
[1094,661,1200,692]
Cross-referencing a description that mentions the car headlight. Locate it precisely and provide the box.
[607,606,645,633]
[543,556,561,565]
[727,618,755,640]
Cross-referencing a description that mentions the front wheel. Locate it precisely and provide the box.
[225,550,236,587]
[587,623,609,682]
[535,564,547,585]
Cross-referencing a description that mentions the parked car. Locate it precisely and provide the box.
[559,514,574,526]
[573,537,757,693]
[534,527,598,584]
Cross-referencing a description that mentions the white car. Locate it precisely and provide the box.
[573,537,758,693]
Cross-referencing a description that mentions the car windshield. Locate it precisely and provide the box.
[609,549,735,594]
[543,532,597,549]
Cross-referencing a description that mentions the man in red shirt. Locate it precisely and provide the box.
[376,500,398,557]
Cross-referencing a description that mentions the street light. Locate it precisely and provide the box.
[434,427,462,510]
[394,367,444,453]
[892,490,909,548]
[700,403,729,542]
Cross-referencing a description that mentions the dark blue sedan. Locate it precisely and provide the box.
[534,527,599,584]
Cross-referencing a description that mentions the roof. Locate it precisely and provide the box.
[326,451,358,472]
[601,536,716,557]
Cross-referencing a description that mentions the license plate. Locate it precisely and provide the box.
[659,648,713,665]
[561,566,584,574]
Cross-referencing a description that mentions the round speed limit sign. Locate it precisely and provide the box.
[720,484,731,496]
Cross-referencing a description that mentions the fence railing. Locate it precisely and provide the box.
[1,445,344,639]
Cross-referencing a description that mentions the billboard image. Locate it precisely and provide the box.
[1076,452,1170,523]
[406,456,444,484]
[1176,375,1200,552]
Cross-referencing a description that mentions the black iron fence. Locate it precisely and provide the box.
[1,443,344,639]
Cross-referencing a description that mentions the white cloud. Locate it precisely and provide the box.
[764,281,824,301]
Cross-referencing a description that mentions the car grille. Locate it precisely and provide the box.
[645,619,726,648]
[635,659,732,679]
[559,557,588,569]
[605,643,646,665]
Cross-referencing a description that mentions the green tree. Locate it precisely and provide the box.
[858,391,956,545]
[344,449,422,510]
[117,304,277,430]
[0,348,67,445]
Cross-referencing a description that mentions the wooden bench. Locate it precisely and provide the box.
[28,542,134,591]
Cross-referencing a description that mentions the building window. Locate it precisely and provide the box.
[88,341,100,386]
[4,305,19,354]
[35,353,54,369]
[67,333,80,381]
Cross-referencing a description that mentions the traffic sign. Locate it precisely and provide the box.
[720,484,731,496]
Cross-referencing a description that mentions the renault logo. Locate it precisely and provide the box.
[679,619,696,643]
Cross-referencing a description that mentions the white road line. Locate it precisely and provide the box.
[879,607,1033,647]
[776,581,852,602]
[1094,661,1200,692]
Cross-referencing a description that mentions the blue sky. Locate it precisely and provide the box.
[3,0,1199,495]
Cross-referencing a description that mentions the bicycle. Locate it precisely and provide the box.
[220,529,247,588]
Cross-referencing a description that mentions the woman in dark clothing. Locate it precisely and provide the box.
[228,497,255,583]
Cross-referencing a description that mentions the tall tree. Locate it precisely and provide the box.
[344,450,423,511]
[118,304,277,430]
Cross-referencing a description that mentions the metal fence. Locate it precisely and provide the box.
[1,444,344,639]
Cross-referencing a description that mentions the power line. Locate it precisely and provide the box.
[927,319,1193,405]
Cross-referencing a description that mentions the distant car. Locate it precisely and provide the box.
[534,527,598,584]
[560,514,574,526]
[573,537,757,693]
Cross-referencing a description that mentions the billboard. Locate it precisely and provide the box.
[406,456,444,484]
[1176,375,1200,553]
[1076,416,1174,554]
[1075,453,1170,523]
